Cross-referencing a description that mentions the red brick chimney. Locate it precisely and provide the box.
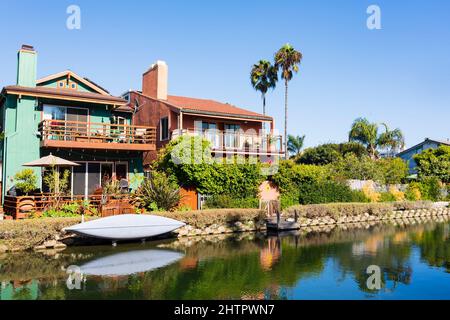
[142,60,168,100]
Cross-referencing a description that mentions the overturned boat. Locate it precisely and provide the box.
[63,214,185,241]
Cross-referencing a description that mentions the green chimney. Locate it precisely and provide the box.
[16,44,37,87]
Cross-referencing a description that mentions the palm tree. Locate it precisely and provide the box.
[349,118,380,158]
[378,125,405,157]
[274,44,303,158]
[349,118,405,158]
[250,60,278,116]
[287,134,305,158]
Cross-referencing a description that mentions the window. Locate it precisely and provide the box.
[202,122,220,148]
[224,124,241,148]
[160,117,169,141]
[57,81,66,89]
[69,81,78,90]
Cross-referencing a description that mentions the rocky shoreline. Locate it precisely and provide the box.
[0,206,449,253]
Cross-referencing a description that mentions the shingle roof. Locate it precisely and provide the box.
[3,85,127,105]
[166,95,272,121]
[397,138,450,156]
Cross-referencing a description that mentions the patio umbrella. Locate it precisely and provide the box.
[23,153,80,195]
[23,153,80,167]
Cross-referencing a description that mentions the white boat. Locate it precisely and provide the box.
[63,214,185,240]
[80,249,184,276]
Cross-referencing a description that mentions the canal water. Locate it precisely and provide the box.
[1,220,449,300]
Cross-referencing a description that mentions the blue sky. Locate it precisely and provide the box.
[1,0,449,148]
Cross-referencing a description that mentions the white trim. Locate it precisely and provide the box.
[36,70,110,96]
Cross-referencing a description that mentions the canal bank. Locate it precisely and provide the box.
[0,203,448,252]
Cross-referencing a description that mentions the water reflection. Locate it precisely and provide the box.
[80,249,184,276]
[1,219,450,300]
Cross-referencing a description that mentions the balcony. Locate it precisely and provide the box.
[38,120,156,151]
[172,129,284,156]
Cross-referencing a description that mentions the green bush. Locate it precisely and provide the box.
[134,171,181,212]
[204,195,258,209]
[298,181,369,205]
[417,177,443,201]
[14,169,38,195]
[380,192,397,202]
[157,136,264,198]
[414,145,450,183]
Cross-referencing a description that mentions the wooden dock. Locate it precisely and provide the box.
[266,210,300,231]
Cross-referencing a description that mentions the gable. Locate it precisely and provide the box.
[36,71,110,95]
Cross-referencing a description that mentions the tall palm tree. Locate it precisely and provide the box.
[274,44,303,158]
[250,60,278,116]
[287,134,305,158]
[349,118,380,159]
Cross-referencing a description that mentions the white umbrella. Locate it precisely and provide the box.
[23,153,80,167]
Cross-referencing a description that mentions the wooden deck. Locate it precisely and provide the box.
[38,120,156,151]
[3,194,136,219]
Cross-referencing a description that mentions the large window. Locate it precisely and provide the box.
[160,117,169,141]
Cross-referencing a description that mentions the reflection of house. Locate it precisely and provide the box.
[397,138,450,174]
[0,45,156,200]
[123,60,283,167]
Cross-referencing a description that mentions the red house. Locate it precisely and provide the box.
[123,60,283,168]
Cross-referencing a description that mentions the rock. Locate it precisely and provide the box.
[54,243,67,250]
[0,245,8,253]
[34,245,47,251]
[43,240,57,248]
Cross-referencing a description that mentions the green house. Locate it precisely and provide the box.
[0,45,156,201]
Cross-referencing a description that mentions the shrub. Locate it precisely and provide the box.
[388,186,406,201]
[414,145,450,183]
[204,195,258,209]
[134,171,181,211]
[380,192,396,202]
[156,209,266,228]
[405,183,422,201]
[270,160,331,194]
[417,177,443,201]
[284,202,395,219]
[157,136,264,198]
[14,169,38,195]
[362,182,381,202]
[298,181,368,205]
[42,167,71,195]
[39,201,99,218]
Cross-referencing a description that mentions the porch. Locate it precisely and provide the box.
[38,120,157,151]
[171,129,284,156]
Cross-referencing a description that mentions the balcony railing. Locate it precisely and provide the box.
[172,129,283,155]
[38,120,157,151]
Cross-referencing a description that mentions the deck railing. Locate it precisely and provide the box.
[3,194,105,219]
[171,129,283,154]
[38,120,157,146]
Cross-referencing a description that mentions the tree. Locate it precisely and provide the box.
[250,60,277,116]
[14,169,38,195]
[348,118,380,159]
[287,134,305,158]
[297,144,342,165]
[348,118,405,159]
[414,146,450,183]
[274,44,303,159]
[378,125,405,157]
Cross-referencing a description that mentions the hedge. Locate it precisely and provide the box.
[283,201,434,219]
